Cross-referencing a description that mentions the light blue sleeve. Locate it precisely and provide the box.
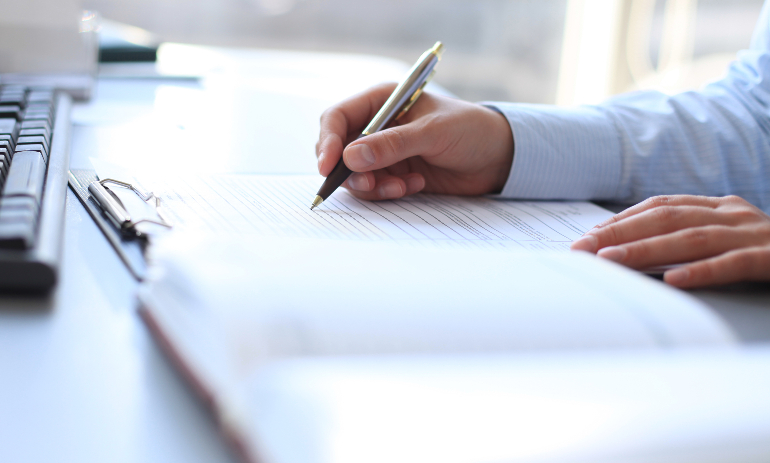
[486,0,770,212]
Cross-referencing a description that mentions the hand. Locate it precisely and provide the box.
[316,83,514,200]
[570,195,770,288]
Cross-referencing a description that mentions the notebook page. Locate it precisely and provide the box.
[241,349,770,463]
[147,174,613,250]
[138,236,736,463]
[140,236,734,385]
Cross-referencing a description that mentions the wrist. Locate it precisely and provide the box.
[485,106,514,194]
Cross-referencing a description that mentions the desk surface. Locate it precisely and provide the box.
[1,44,769,463]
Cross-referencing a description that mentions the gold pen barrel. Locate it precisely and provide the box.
[430,41,444,59]
[310,42,444,210]
[362,41,444,135]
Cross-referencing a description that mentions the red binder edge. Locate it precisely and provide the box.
[138,304,262,463]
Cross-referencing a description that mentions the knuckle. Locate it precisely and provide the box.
[711,250,758,282]
[380,129,406,160]
[599,224,623,246]
[652,206,678,223]
[428,114,458,153]
[682,227,710,246]
[733,251,757,275]
[730,207,764,223]
[696,260,718,282]
[646,195,673,208]
[596,214,621,229]
[319,107,334,123]
[624,240,649,261]
[722,195,745,205]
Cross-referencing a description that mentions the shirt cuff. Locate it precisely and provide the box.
[482,102,622,200]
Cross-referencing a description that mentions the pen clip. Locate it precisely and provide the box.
[396,69,436,120]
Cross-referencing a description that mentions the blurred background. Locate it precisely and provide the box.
[81,0,765,104]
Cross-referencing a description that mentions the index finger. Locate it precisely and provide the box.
[317,83,398,177]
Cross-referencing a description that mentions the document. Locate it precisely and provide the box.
[139,235,737,463]
[143,174,613,250]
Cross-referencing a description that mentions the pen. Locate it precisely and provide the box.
[310,41,444,210]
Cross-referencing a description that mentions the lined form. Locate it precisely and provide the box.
[148,175,613,250]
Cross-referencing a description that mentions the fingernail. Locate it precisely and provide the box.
[665,267,690,285]
[347,173,370,191]
[405,176,424,193]
[317,151,325,171]
[379,182,403,198]
[597,246,627,263]
[571,235,598,253]
[345,144,375,170]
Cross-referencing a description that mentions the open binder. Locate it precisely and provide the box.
[137,235,752,463]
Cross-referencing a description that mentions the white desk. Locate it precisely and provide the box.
[0,44,417,463]
[0,44,769,463]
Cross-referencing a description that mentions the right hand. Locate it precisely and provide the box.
[315,83,514,200]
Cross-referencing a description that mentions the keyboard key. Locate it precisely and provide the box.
[0,88,26,95]
[0,197,38,249]
[0,150,11,176]
[0,221,36,249]
[17,136,48,153]
[15,144,47,162]
[25,105,52,117]
[26,100,51,108]
[27,91,54,106]
[0,135,14,151]
[1,196,38,212]
[2,85,27,94]
[1,197,38,220]
[19,128,49,140]
[0,94,26,108]
[3,151,46,206]
[0,105,21,120]
[22,118,52,129]
[22,110,51,123]
[20,120,50,132]
[0,146,11,164]
[0,206,36,224]
[25,99,50,107]
[0,140,12,155]
[0,118,18,136]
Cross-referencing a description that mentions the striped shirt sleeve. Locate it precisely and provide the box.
[484,0,770,212]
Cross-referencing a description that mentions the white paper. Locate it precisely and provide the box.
[139,235,737,463]
[141,236,734,384]
[243,348,770,463]
[132,173,614,251]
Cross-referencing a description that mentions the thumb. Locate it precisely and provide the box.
[342,122,438,172]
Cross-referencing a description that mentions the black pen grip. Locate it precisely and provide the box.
[315,133,366,201]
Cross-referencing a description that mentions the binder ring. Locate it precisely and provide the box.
[89,178,172,235]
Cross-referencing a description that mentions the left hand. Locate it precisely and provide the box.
[570,195,770,288]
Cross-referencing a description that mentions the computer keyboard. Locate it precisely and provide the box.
[0,84,71,292]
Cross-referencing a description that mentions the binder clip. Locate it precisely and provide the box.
[88,178,171,237]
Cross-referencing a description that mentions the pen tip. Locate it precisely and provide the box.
[310,195,323,210]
